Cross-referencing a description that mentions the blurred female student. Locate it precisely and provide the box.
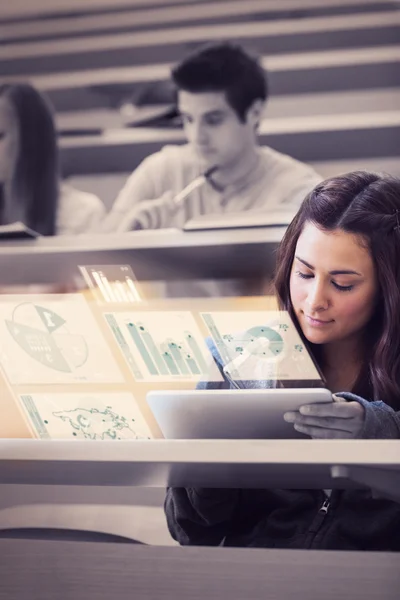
[0,83,105,235]
[165,171,400,551]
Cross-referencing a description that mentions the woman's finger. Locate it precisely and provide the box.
[298,401,364,420]
[293,423,353,439]
[284,412,357,433]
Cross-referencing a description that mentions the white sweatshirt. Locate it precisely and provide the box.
[101,143,322,232]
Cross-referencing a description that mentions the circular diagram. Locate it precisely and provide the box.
[224,325,284,361]
[5,302,89,373]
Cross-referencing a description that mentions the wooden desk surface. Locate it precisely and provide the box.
[0,226,282,284]
[0,539,399,600]
[0,439,399,489]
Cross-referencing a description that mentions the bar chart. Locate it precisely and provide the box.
[79,265,142,304]
[105,311,221,383]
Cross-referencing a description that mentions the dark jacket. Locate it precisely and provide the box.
[165,341,400,551]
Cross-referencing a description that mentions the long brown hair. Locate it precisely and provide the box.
[274,171,400,409]
[0,83,59,235]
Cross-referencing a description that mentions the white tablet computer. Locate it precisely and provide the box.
[146,388,333,440]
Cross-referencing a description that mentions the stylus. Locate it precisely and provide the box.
[222,365,242,389]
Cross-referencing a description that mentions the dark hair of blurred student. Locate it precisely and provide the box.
[171,41,268,123]
[0,83,59,235]
[0,83,105,236]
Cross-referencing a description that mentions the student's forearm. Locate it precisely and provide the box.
[336,392,400,439]
[361,401,400,439]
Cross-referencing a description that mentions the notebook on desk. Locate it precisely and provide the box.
[0,222,40,240]
[183,210,295,231]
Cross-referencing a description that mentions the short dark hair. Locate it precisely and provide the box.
[0,83,59,236]
[171,42,268,122]
[274,171,400,409]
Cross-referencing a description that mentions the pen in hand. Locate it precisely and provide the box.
[119,165,219,231]
[172,165,219,207]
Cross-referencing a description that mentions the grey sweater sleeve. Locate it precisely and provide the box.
[335,392,400,439]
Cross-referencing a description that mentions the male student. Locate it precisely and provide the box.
[101,42,321,233]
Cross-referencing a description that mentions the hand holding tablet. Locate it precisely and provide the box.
[146,388,334,440]
[284,396,366,439]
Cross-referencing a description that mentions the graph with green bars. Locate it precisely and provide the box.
[105,311,221,383]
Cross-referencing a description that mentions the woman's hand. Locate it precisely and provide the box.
[284,399,366,439]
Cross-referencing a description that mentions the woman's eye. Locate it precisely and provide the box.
[296,271,354,292]
[296,271,312,280]
[332,282,354,292]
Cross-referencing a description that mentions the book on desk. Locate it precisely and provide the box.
[0,222,40,240]
[183,210,295,231]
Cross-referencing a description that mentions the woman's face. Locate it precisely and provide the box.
[289,222,378,348]
[0,97,19,184]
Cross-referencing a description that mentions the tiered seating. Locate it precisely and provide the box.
[0,0,399,211]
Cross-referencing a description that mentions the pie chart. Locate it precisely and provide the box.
[224,325,284,361]
[5,302,89,373]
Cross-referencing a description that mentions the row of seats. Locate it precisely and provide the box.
[1,0,399,199]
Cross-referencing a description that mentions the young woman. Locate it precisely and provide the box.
[165,171,400,551]
[0,83,105,235]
